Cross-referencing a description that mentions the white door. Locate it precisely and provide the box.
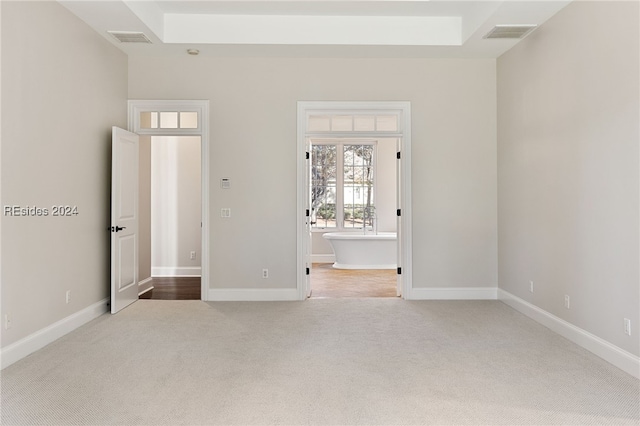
[305,139,312,298]
[396,138,402,297]
[111,127,139,313]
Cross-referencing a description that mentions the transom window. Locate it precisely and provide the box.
[139,111,198,129]
[311,141,376,230]
[307,114,399,133]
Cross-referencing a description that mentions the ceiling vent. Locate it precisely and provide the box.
[483,25,537,39]
[107,31,152,43]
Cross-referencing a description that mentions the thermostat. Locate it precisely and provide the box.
[221,178,231,189]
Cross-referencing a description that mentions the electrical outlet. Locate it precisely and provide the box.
[529,281,534,293]
[66,290,71,304]
[221,208,231,218]
[564,295,570,309]
[262,269,269,279]
[624,318,631,336]
[4,314,11,330]
[190,251,196,260]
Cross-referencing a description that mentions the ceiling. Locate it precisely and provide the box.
[58,0,572,58]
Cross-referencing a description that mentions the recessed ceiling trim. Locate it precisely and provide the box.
[163,14,462,46]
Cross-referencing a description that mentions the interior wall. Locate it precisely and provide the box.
[128,57,497,291]
[138,135,152,283]
[1,1,127,347]
[151,136,202,276]
[497,1,640,356]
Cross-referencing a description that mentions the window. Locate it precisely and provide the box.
[311,141,375,230]
[139,111,199,130]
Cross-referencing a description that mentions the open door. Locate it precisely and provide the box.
[396,138,402,297]
[111,126,139,313]
[304,138,312,298]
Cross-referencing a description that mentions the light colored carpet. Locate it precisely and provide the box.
[1,299,639,425]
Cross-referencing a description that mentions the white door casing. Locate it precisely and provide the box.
[297,101,412,300]
[128,100,209,301]
[111,126,139,313]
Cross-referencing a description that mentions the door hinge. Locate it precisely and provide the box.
[306,267,310,275]
[306,152,310,160]
[397,151,401,159]
[397,209,401,216]
[397,267,402,275]
[306,209,310,217]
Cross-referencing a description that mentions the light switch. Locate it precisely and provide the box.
[221,208,231,218]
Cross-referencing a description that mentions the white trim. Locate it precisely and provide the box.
[151,267,202,277]
[498,289,640,379]
[208,288,299,301]
[128,100,210,302]
[311,254,335,263]
[1,298,109,370]
[138,277,153,295]
[297,101,412,300]
[410,287,498,300]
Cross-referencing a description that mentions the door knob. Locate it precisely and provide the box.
[110,226,126,232]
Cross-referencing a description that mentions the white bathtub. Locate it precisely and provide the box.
[322,232,397,270]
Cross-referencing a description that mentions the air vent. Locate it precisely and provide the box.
[107,31,152,43]
[483,25,537,39]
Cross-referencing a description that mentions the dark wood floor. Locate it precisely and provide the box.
[139,277,201,300]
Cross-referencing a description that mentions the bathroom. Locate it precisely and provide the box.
[309,137,399,298]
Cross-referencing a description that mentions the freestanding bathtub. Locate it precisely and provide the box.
[322,232,397,269]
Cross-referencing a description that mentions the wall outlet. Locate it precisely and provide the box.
[262,269,269,279]
[221,208,231,218]
[66,290,71,304]
[564,295,570,309]
[529,281,534,293]
[4,314,11,330]
[190,251,196,260]
[624,318,631,336]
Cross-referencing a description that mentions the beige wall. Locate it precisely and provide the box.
[138,135,152,283]
[1,2,128,346]
[128,57,497,290]
[497,1,640,355]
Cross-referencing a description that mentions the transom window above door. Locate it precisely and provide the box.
[139,111,198,129]
[129,100,207,135]
[307,113,400,133]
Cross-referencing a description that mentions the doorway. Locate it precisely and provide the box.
[128,100,210,301]
[308,137,399,298]
[297,101,413,300]
[140,135,202,300]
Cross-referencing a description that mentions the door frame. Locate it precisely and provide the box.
[128,100,210,301]
[296,101,413,300]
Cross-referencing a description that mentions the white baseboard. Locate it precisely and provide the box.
[409,287,498,300]
[152,267,201,277]
[138,277,153,295]
[311,254,335,263]
[498,289,640,379]
[1,298,109,370]
[206,288,299,301]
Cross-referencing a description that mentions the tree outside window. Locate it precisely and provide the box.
[311,142,375,230]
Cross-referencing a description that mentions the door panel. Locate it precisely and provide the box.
[111,126,139,313]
